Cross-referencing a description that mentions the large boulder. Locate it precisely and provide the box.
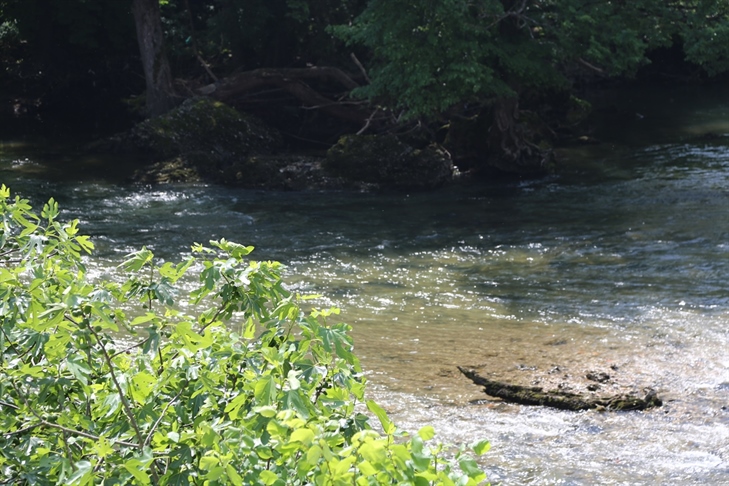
[91,97,291,187]
[324,135,454,190]
[100,97,282,158]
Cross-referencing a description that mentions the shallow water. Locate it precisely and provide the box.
[2,86,729,484]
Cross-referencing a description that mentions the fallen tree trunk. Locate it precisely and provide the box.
[457,366,662,411]
[198,67,372,125]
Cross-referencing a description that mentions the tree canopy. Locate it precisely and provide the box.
[337,0,729,119]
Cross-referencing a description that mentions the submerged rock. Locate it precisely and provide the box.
[325,134,454,190]
[459,366,663,412]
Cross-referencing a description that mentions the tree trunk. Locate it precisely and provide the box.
[132,0,177,117]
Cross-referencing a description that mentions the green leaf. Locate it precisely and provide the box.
[65,354,92,385]
[67,460,94,486]
[41,198,59,220]
[243,317,256,339]
[0,267,15,283]
[226,464,244,486]
[224,393,249,420]
[358,460,377,476]
[458,456,485,479]
[473,439,491,456]
[131,312,159,326]
[211,238,254,259]
[259,470,279,485]
[159,258,194,282]
[358,439,388,465]
[418,425,435,441]
[75,235,94,253]
[286,370,300,391]
[306,445,322,464]
[366,400,395,435]
[44,331,72,360]
[319,324,355,362]
[289,428,315,446]
[92,436,115,459]
[130,371,157,404]
[121,247,154,272]
[254,375,277,406]
[0,186,491,485]
[151,280,176,305]
[200,455,218,470]
[283,390,311,419]
[174,321,213,351]
[254,405,277,418]
[124,459,152,485]
[206,466,226,481]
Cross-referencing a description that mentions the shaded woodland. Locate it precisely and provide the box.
[2,0,729,179]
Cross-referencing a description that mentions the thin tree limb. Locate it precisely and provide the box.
[350,53,371,84]
[144,385,187,447]
[578,57,605,74]
[6,381,139,448]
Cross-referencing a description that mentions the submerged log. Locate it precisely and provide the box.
[457,366,662,411]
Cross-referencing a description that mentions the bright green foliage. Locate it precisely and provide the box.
[336,0,729,119]
[0,186,489,485]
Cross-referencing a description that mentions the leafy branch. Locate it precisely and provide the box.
[0,186,490,485]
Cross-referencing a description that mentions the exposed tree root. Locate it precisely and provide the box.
[198,67,371,125]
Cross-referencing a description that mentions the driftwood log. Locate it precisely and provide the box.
[458,366,662,411]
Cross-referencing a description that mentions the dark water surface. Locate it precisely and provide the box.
[2,86,729,484]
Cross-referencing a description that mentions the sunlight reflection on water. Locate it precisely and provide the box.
[3,85,729,483]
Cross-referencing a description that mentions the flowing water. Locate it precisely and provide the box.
[2,86,729,484]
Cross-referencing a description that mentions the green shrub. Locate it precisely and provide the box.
[0,185,489,485]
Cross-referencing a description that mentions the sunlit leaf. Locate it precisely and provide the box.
[418,425,435,441]
[367,400,395,435]
[473,439,491,456]
[65,354,92,385]
[121,247,154,272]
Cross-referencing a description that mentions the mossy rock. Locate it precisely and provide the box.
[94,97,293,186]
[133,157,203,184]
[133,153,349,190]
[122,97,282,158]
[324,134,454,190]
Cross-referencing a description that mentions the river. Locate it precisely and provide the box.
[2,85,729,484]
